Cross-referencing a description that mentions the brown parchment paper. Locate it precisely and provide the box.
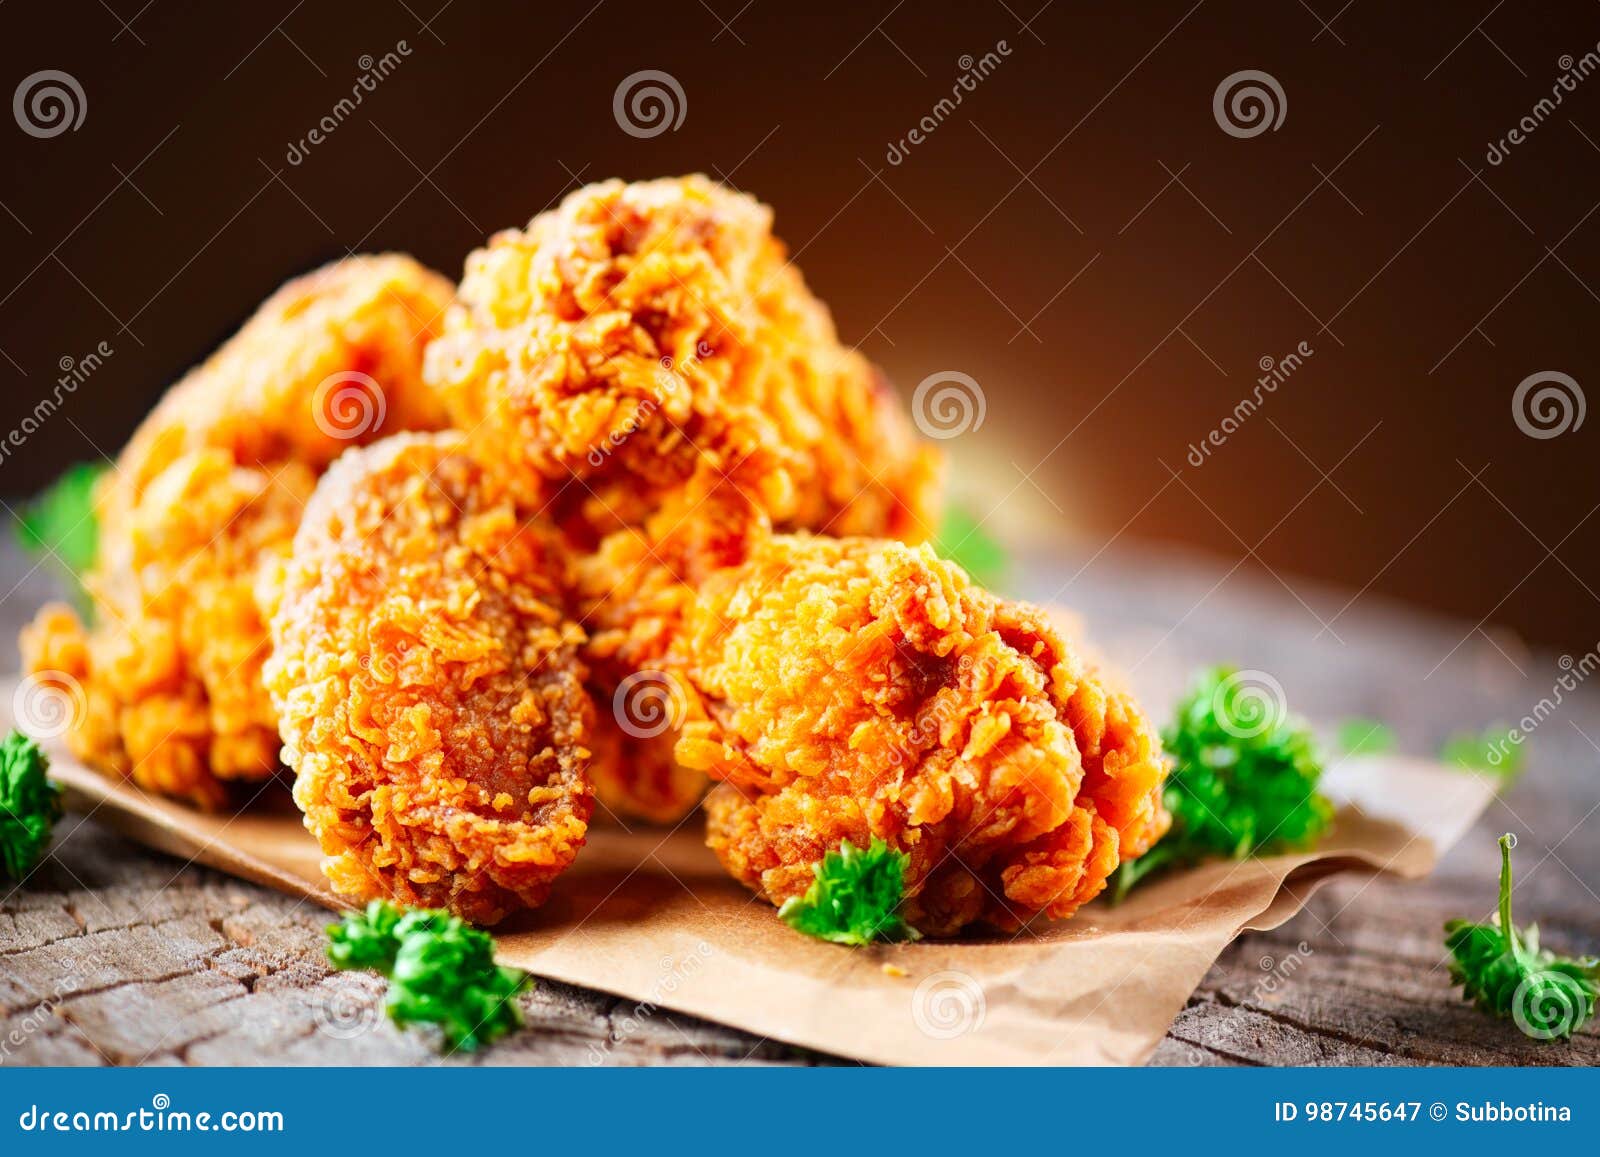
[21,705,1496,1066]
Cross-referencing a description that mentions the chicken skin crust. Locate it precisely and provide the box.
[424,176,940,822]
[263,433,595,924]
[677,537,1170,936]
[21,255,454,809]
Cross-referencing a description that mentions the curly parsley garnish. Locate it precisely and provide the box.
[327,899,408,971]
[327,900,531,1052]
[780,837,922,945]
[1112,666,1333,900]
[0,730,62,882]
[1445,833,1597,1041]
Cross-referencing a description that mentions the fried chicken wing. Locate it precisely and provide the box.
[676,536,1169,935]
[425,176,940,821]
[263,433,595,924]
[20,254,454,808]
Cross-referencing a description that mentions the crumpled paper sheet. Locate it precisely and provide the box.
[27,718,1495,1066]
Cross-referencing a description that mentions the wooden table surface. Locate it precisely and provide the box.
[3,536,1596,1066]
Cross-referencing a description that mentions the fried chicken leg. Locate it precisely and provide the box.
[675,536,1170,935]
[21,255,454,808]
[425,176,940,822]
[263,433,595,924]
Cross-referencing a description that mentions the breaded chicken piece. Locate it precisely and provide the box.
[425,176,940,821]
[675,536,1170,936]
[263,433,595,924]
[20,255,453,808]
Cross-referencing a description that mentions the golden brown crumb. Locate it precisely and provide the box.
[264,433,595,924]
[678,536,1170,936]
[425,177,940,822]
[881,963,908,978]
[20,255,454,809]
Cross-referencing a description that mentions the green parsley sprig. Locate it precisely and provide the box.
[780,837,922,945]
[326,900,531,1052]
[1445,833,1597,1041]
[1111,666,1333,900]
[0,730,62,882]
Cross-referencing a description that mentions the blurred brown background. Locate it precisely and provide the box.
[1,0,1597,650]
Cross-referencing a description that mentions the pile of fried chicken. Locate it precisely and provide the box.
[21,177,1168,935]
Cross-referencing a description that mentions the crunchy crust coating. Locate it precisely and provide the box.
[424,176,940,821]
[424,175,938,541]
[263,433,595,924]
[679,536,1170,936]
[21,255,454,808]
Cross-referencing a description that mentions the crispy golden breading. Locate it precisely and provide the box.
[21,255,454,808]
[570,480,765,824]
[677,536,1170,936]
[263,433,594,924]
[424,176,940,821]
